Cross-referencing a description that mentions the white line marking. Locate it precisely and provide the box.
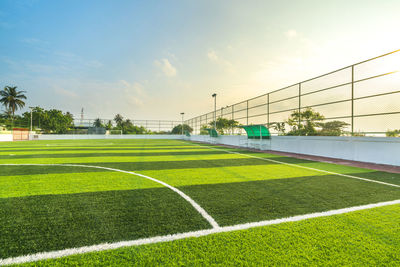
[185,142,400,188]
[0,163,219,229]
[1,199,399,266]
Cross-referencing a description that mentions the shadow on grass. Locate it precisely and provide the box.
[180,174,400,226]
[0,187,210,258]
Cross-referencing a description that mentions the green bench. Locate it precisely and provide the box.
[240,125,271,139]
[205,128,219,138]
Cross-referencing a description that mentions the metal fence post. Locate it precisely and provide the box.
[351,65,354,135]
[246,100,249,125]
[232,105,234,135]
[298,83,301,134]
[267,93,270,126]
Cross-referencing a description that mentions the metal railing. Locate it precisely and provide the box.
[186,49,400,136]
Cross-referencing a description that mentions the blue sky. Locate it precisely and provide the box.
[0,0,399,120]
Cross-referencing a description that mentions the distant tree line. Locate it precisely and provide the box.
[92,114,151,135]
[171,124,193,135]
[386,129,400,137]
[198,118,239,135]
[24,107,74,134]
[270,108,350,136]
[198,108,352,136]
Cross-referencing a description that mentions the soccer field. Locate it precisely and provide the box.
[1,139,400,266]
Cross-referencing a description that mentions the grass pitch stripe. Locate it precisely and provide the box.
[0,163,219,229]
[1,199,399,266]
[187,142,400,188]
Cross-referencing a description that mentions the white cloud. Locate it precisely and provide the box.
[119,80,146,106]
[207,49,235,73]
[54,87,78,98]
[154,58,177,77]
[85,60,103,68]
[25,62,58,73]
[54,51,103,69]
[285,29,298,39]
[166,52,177,61]
[120,80,130,87]
[21,38,43,45]
[207,50,219,62]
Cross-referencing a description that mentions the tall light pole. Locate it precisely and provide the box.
[212,93,217,130]
[29,107,34,132]
[180,112,184,135]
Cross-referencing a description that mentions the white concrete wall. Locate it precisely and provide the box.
[0,134,13,142]
[30,134,184,140]
[189,135,400,166]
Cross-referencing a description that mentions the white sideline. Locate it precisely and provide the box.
[186,142,400,188]
[1,199,400,266]
[0,163,219,229]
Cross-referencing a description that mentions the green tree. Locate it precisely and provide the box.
[93,118,104,128]
[22,106,45,129]
[114,114,123,128]
[286,108,324,136]
[171,124,193,134]
[269,122,286,135]
[209,118,240,134]
[0,86,27,125]
[317,121,350,136]
[105,120,113,130]
[200,125,209,135]
[41,109,74,134]
[386,129,400,137]
[116,119,149,134]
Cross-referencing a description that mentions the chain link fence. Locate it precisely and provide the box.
[0,119,181,134]
[73,119,181,134]
[186,50,400,136]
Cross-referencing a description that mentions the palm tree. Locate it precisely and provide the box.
[105,120,112,130]
[0,86,27,125]
[93,118,103,128]
[114,114,123,127]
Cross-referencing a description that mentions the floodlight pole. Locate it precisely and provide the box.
[212,93,217,129]
[29,107,34,132]
[180,112,184,135]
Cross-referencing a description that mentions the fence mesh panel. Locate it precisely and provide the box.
[186,50,400,136]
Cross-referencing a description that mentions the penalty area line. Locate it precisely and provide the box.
[1,199,400,265]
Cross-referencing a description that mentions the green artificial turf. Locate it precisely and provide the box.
[21,204,400,266]
[1,138,399,264]
[0,188,210,257]
[0,171,161,198]
[181,175,400,225]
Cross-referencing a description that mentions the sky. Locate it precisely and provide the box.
[0,0,399,121]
